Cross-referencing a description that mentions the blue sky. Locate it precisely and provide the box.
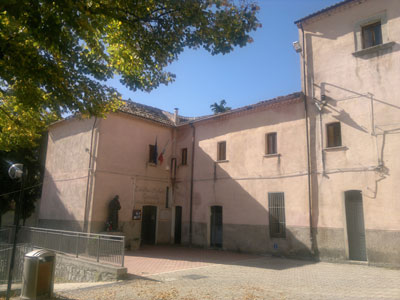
[107,0,340,117]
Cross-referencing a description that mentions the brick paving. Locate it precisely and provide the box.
[56,246,399,300]
[124,245,258,276]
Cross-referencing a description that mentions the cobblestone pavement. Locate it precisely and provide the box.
[57,254,400,300]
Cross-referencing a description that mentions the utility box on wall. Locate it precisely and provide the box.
[20,249,56,300]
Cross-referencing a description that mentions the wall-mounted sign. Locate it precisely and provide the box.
[132,209,142,220]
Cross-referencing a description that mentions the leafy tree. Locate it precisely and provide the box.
[0,148,42,226]
[0,0,260,151]
[210,99,231,114]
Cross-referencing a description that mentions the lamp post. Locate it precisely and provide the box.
[6,163,26,300]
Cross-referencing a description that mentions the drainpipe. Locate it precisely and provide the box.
[189,122,196,245]
[83,117,97,233]
[300,23,315,256]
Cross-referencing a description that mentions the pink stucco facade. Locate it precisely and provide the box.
[39,0,400,266]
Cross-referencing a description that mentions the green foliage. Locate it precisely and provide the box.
[210,99,231,114]
[0,148,42,225]
[0,0,260,151]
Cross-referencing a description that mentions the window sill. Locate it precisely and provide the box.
[264,153,281,158]
[324,146,348,152]
[216,160,229,163]
[353,41,395,57]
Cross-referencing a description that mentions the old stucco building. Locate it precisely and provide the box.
[39,0,399,267]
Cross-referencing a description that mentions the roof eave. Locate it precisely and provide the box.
[294,0,357,26]
[177,92,303,127]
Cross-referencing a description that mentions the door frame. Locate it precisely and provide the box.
[141,205,159,245]
[173,206,182,244]
[209,205,223,248]
[342,190,368,261]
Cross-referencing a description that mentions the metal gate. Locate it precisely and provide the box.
[345,190,367,261]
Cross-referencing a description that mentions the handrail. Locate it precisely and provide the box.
[19,226,125,239]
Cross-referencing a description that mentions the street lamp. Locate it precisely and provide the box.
[6,163,26,300]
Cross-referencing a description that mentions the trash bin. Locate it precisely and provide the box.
[20,249,56,300]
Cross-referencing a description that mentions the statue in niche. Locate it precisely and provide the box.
[107,195,121,231]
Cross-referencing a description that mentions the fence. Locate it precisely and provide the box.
[0,244,33,284]
[0,228,12,244]
[18,227,125,267]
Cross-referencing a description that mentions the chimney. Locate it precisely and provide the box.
[174,108,179,125]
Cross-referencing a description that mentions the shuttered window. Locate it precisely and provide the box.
[326,122,342,148]
[362,21,382,49]
[266,133,277,154]
[149,145,156,163]
[268,192,286,238]
[181,148,187,165]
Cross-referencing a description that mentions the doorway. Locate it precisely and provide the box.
[345,190,367,261]
[141,206,157,245]
[210,206,223,248]
[174,206,182,244]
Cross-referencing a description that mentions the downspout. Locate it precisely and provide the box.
[189,122,196,245]
[83,117,97,233]
[300,23,315,256]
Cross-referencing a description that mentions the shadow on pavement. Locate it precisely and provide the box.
[124,245,317,275]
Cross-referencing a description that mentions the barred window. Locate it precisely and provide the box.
[268,192,286,238]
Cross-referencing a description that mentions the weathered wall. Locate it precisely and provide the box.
[39,118,98,231]
[55,254,127,282]
[300,0,400,265]
[175,100,313,256]
[90,113,174,245]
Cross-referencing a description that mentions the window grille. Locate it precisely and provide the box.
[268,192,286,238]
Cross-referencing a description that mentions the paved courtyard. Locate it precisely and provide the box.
[54,246,400,300]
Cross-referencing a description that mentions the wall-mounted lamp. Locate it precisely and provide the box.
[292,41,302,53]
[321,94,327,105]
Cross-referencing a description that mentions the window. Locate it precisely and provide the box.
[217,141,226,161]
[265,133,277,155]
[165,187,170,208]
[326,122,342,148]
[353,13,393,56]
[268,192,286,238]
[362,21,382,49]
[170,158,177,179]
[149,144,157,164]
[181,148,187,165]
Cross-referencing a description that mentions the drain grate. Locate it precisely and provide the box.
[181,274,208,280]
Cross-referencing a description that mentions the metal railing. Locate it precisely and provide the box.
[0,244,33,284]
[0,228,12,244]
[18,227,125,267]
